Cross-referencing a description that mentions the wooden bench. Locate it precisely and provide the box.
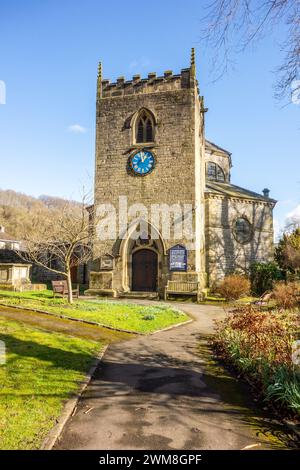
[51,280,79,299]
[164,280,201,302]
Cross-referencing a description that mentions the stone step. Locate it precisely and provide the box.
[119,291,159,300]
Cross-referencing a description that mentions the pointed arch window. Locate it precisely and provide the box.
[135,109,155,143]
[207,162,225,182]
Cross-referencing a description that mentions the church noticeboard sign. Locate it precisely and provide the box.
[169,244,187,272]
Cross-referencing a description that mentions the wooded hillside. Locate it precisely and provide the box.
[0,189,81,240]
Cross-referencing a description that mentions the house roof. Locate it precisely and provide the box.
[205,139,231,156]
[205,181,277,204]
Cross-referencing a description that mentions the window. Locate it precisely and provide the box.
[233,217,253,244]
[207,162,225,182]
[13,267,28,280]
[0,268,8,281]
[135,110,154,143]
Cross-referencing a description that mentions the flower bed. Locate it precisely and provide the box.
[213,306,300,418]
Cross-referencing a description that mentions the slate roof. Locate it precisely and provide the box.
[205,139,231,156]
[205,181,277,204]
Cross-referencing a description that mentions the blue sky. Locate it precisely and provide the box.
[0,0,299,237]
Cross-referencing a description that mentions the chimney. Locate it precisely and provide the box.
[0,225,4,233]
[262,188,270,198]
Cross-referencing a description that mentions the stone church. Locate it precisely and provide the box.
[88,50,276,298]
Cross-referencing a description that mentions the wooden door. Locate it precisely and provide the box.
[70,265,78,283]
[132,249,157,292]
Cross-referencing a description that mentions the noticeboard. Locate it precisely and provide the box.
[169,244,187,272]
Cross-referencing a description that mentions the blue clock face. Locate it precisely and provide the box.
[130,150,155,176]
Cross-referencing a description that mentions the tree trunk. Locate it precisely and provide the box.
[66,271,73,304]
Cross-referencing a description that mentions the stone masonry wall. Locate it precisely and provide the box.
[205,194,275,286]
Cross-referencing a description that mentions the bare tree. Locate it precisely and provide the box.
[16,193,94,303]
[201,0,300,101]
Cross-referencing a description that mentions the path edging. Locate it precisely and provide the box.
[40,344,109,450]
[151,318,193,334]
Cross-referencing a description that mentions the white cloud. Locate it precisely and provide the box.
[67,124,87,134]
[286,204,300,226]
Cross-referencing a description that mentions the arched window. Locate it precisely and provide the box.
[207,162,225,182]
[135,109,154,143]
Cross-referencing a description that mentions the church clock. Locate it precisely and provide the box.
[129,150,155,176]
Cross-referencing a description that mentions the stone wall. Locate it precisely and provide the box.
[32,263,88,285]
[0,249,87,285]
[205,194,275,286]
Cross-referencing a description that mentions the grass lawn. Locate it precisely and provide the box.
[0,317,102,449]
[0,290,189,333]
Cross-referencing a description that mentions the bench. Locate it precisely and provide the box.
[51,280,79,299]
[164,280,202,302]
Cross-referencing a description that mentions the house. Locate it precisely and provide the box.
[0,225,21,251]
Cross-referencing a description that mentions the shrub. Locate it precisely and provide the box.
[213,306,299,415]
[216,274,250,300]
[265,366,300,413]
[272,281,299,309]
[250,262,282,296]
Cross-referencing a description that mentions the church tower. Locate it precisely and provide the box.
[89,51,207,297]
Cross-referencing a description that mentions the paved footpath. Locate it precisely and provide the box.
[55,302,291,450]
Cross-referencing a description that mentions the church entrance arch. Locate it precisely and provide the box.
[119,219,167,293]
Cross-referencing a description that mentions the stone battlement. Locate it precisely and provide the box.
[98,67,196,99]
